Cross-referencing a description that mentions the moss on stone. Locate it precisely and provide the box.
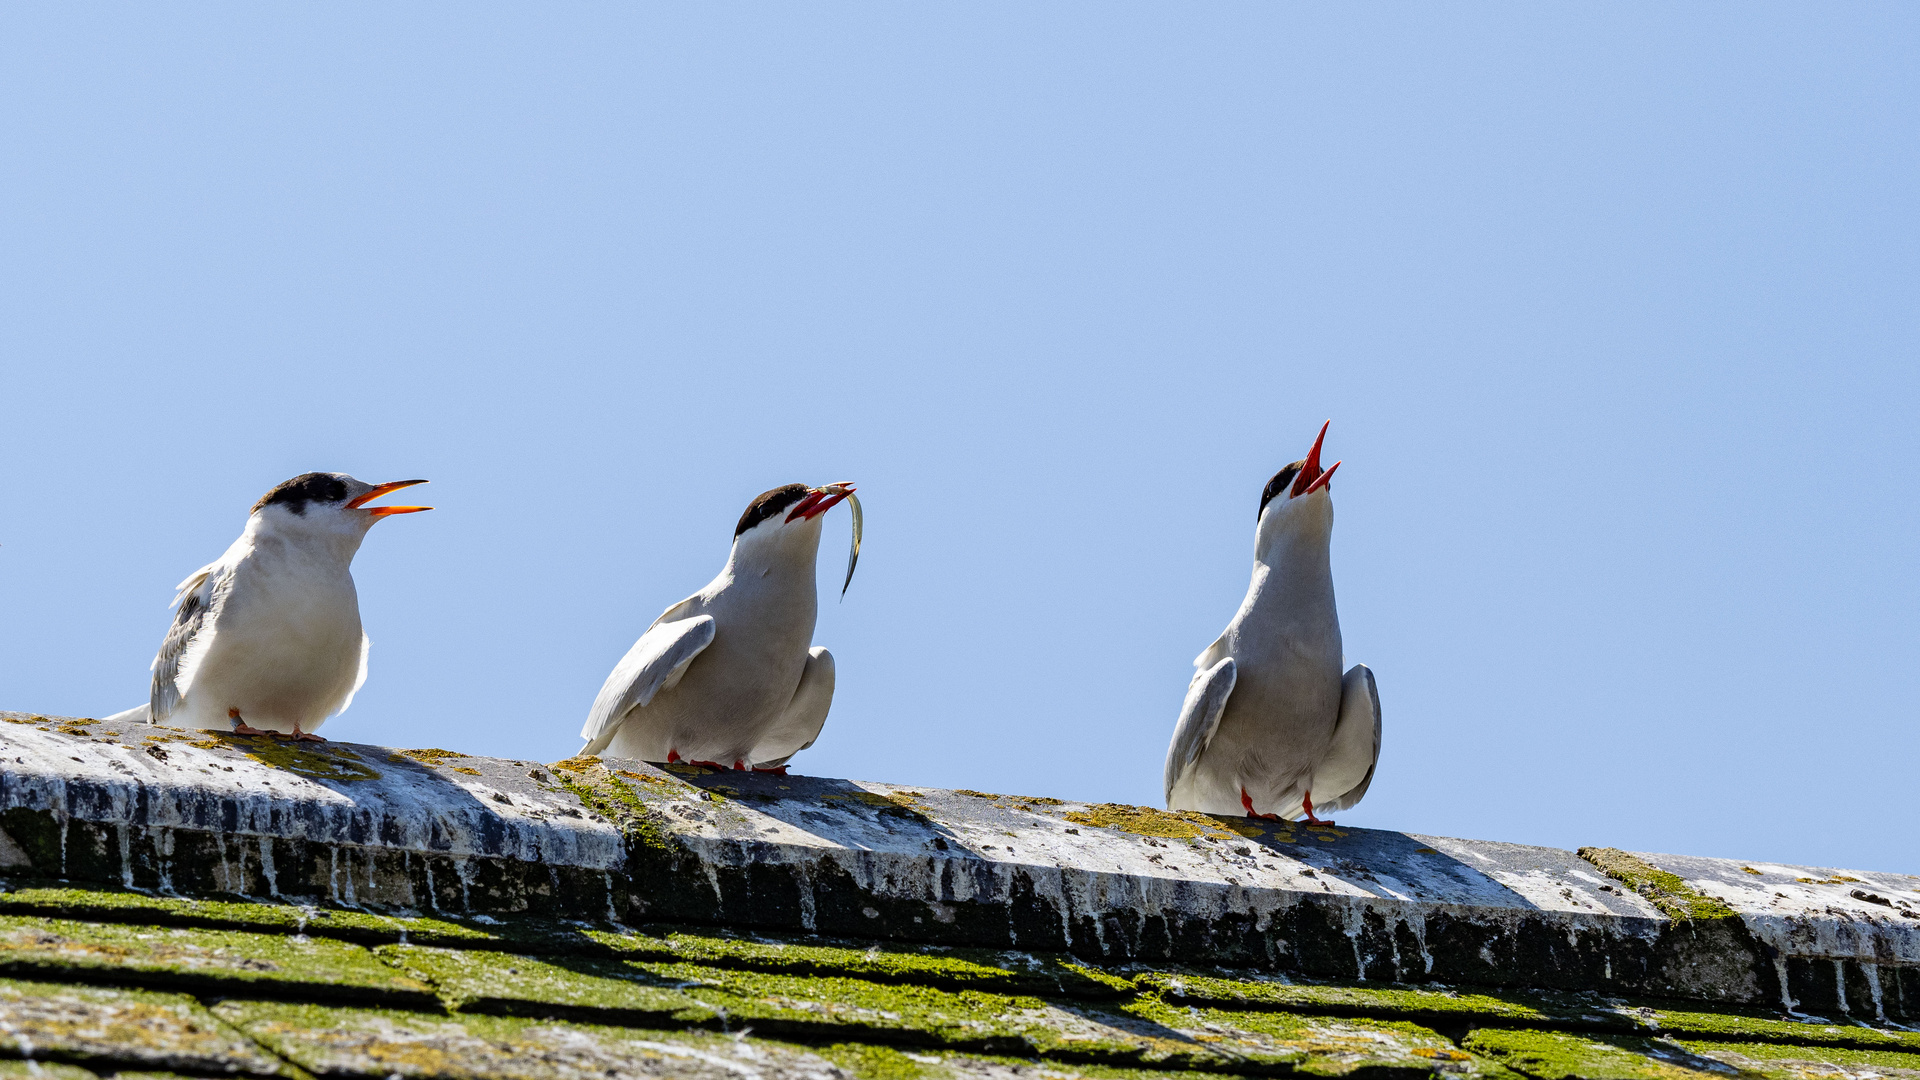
[1060,804,1276,842]
[1138,970,1587,1027]
[378,944,717,1021]
[0,976,285,1075]
[1577,849,1738,922]
[0,914,434,1005]
[1636,1002,1920,1054]
[548,758,677,854]
[1677,1037,1920,1078]
[218,999,883,1080]
[588,929,1133,998]
[0,883,501,949]
[387,748,470,765]
[1464,1028,1737,1079]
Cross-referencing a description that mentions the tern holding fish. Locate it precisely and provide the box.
[581,482,862,771]
[1163,422,1381,824]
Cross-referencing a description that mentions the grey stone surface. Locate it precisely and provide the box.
[2,711,1915,1017]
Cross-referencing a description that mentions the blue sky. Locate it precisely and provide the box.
[2,5,1915,874]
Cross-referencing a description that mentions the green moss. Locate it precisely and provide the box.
[0,976,284,1075]
[1676,1037,1920,1078]
[549,758,676,853]
[1061,803,1278,842]
[587,929,1133,998]
[386,748,470,765]
[1138,970,1591,1027]
[1577,848,1738,921]
[0,883,501,949]
[1635,1002,1920,1054]
[0,914,434,1005]
[218,999,888,1080]
[1464,1028,1735,1079]
[378,944,716,1021]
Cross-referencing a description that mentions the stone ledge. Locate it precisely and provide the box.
[1,712,1915,1019]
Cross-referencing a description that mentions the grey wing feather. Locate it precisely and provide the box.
[149,563,228,724]
[1321,663,1382,812]
[749,646,834,769]
[1162,656,1236,804]
[579,615,716,755]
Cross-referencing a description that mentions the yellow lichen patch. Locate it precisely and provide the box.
[615,769,668,785]
[451,766,481,776]
[231,740,382,784]
[550,756,600,774]
[388,748,470,765]
[1063,803,1286,843]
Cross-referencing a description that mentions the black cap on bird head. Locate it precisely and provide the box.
[735,482,857,536]
[1257,420,1342,519]
[252,472,432,519]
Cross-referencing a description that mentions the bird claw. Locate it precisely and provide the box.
[230,723,271,737]
[751,765,790,775]
[286,730,326,743]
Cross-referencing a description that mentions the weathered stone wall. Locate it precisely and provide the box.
[3,712,1916,1021]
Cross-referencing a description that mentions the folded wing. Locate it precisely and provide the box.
[1163,655,1237,806]
[749,646,834,770]
[1310,663,1382,813]
[579,615,716,756]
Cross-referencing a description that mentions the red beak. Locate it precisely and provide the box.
[347,479,433,517]
[1289,421,1332,497]
[786,482,856,523]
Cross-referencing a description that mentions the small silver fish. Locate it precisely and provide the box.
[840,491,862,598]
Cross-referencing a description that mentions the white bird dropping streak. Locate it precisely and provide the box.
[104,472,433,741]
[580,482,861,772]
[1163,421,1383,825]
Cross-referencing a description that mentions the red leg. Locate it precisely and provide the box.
[732,760,746,771]
[228,709,270,737]
[1302,791,1335,828]
[687,759,728,770]
[1240,787,1281,820]
[667,750,682,764]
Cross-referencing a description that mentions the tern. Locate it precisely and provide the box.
[580,482,861,770]
[1163,422,1381,824]
[103,473,431,740]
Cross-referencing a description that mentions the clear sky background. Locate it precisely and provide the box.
[2,5,1914,874]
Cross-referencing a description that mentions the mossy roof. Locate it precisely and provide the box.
[0,879,1914,1080]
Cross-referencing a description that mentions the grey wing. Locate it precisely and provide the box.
[1317,663,1382,812]
[149,563,227,724]
[579,615,716,756]
[1162,656,1237,804]
[749,646,834,770]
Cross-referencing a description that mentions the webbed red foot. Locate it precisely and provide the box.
[227,709,270,737]
[1302,791,1335,827]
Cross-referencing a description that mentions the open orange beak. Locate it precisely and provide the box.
[1289,421,1341,497]
[347,479,433,517]
[786,482,856,523]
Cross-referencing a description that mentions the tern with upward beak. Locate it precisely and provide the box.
[104,472,432,740]
[581,482,861,771]
[1164,422,1381,824]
